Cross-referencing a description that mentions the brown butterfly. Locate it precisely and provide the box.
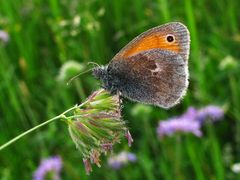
[93,22,190,108]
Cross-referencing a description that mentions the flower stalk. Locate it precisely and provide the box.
[0,103,86,151]
[0,89,131,174]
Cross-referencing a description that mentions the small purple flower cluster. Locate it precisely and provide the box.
[33,156,62,180]
[108,151,137,169]
[157,105,224,138]
[196,105,224,123]
[158,116,202,137]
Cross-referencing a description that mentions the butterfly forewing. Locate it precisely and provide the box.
[112,22,190,61]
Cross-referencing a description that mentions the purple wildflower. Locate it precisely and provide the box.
[0,30,9,43]
[33,156,62,180]
[180,107,198,120]
[157,117,202,137]
[127,153,137,162]
[157,105,224,138]
[196,105,224,123]
[108,152,137,169]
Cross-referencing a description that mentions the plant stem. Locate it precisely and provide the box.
[0,115,62,151]
[62,102,87,115]
[0,102,87,151]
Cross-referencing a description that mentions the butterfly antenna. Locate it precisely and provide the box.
[88,61,100,67]
[67,62,100,85]
[67,68,92,85]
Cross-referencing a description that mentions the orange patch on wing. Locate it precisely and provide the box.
[122,33,180,58]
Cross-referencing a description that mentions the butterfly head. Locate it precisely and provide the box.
[92,65,122,94]
[92,65,108,81]
[92,65,115,93]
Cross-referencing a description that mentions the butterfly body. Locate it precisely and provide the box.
[93,22,190,109]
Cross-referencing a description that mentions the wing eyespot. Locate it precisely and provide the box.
[166,34,175,43]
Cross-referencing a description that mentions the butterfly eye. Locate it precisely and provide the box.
[166,34,175,43]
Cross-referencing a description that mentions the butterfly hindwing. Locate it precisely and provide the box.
[107,49,188,108]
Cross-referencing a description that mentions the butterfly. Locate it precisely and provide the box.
[93,22,190,109]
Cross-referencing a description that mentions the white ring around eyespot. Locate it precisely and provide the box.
[166,34,175,43]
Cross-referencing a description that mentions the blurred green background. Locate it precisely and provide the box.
[0,0,240,179]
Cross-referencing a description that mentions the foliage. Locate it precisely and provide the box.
[0,0,240,179]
